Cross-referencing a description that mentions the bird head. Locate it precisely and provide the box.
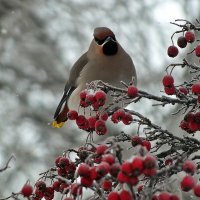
[90,27,118,56]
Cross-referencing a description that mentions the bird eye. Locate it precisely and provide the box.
[94,37,105,45]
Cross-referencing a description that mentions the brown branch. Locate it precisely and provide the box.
[97,81,196,107]
[0,155,15,172]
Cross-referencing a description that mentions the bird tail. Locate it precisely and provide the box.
[52,102,69,128]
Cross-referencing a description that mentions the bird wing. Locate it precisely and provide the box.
[53,52,88,122]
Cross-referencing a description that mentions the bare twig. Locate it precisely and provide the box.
[0,155,15,172]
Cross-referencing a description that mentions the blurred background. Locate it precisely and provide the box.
[0,0,199,198]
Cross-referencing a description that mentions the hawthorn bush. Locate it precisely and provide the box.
[2,19,200,200]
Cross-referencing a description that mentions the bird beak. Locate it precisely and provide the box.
[102,36,117,46]
[102,36,118,56]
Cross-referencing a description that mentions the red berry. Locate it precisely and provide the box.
[128,176,139,186]
[35,181,46,191]
[144,155,157,169]
[67,162,76,173]
[164,158,173,166]
[92,101,100,110]
[59,183,69,193]
[131,136,143,147]
[162,75,174,87]
[143,168,157,176]
[188,121,199,132]
[192,83,200,94]
[178,86,188,95]
[80,177,93,187]
[127,85,138,98]
[90,166,98,180]
[102,154,115,165]
[96,162,110,177]
[110,163,121,177]
[111,113,119,123]
[158,192,170,200]
[180,175,195,191]
[122,113,133,125]
[80,90,87,101]
[108,191,120,200]
[77,119,89,130]
[57,167,67,176]
[195,45,200,57]
[52,181,61,192]
[131,156,144,176]
[137,185,144,193]
[58,157,70,168]
[21,184,33,197]
[96,144,108,155]
[152,195,159,200]
[88,116,97,130]
[34,189,44,198]
[100,111,109,121]
[170,194,179,200]
[95,120,107,135]
[167,45,178,57]
[95,90,106,106]
[179,120,189,131]
[119,190,132,200]
[142,140,151,151]
[55,156,62,167]
[85,94,96,105]
[80,100,89,108]
[101,179,112,191]
[67,110,78,120]
[164,85,175,95]
[117,171,130,183]
[114,109,126,121]
[194,185,200,197]
[185,31,195,43]
[195,112,200,123]
[71,183,82,196]
[44,187,54,199]
[121,161,132,176]
[80,120,90,130]
[143,156,157,176]
[184,112,195,122]
[78,163,90,177]
[182,160,196,175]
[76,115,87,126]
[177,36,187,48]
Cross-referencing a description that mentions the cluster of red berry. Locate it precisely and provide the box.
[20,142,200,200]
[180,111,200,133]
[162,74,176,95]
[180,160,200,197]
[167,31,197,58]
[162,73,200,95]
[66,85,138,135]
[79,90,106,110]
[21,181,81,200]
[162,72,200,133]
[164,34,200,133]
[19,141,150,199]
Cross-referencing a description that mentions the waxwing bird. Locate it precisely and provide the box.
[52,27,137,128]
